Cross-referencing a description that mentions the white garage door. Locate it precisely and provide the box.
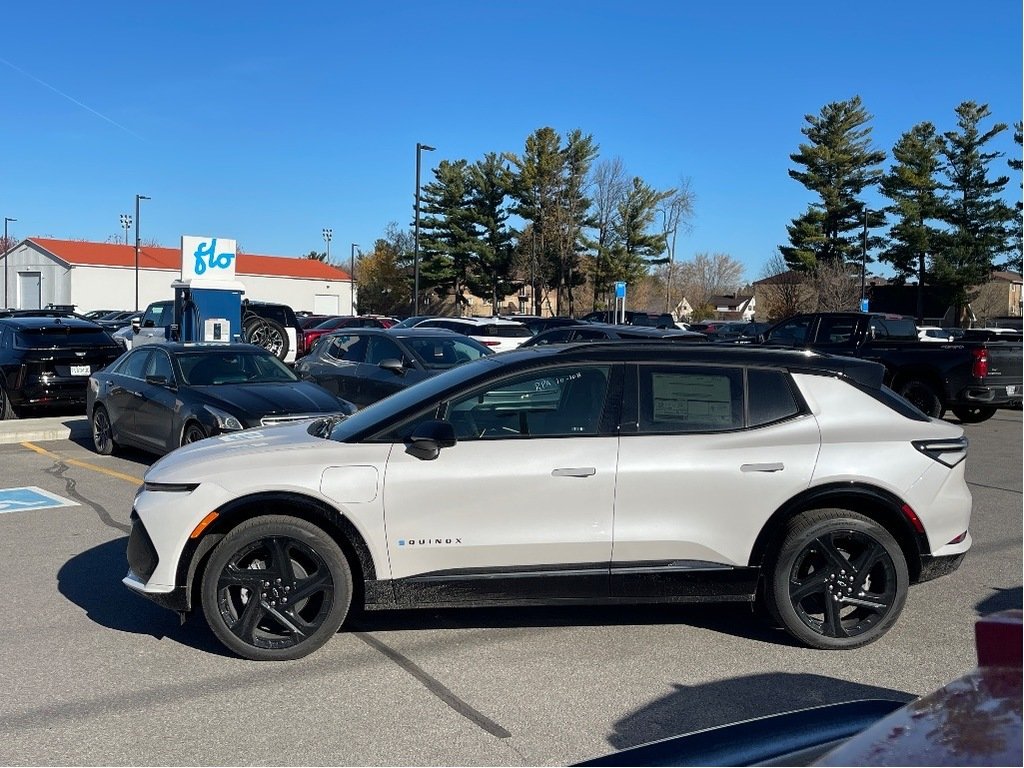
[313,294,340,314]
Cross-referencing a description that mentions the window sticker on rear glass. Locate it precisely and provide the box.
[651,373,732,424]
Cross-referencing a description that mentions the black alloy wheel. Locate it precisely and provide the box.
[765,509,908,650]
[896,379,943,418]
[91,406,115,455]
[951,405,997,424]
[201,516,352,661]
[181,422,207,446]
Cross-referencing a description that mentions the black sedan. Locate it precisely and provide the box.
[294,327,492,408]
[520,323,708,346]
[87,343,355,456]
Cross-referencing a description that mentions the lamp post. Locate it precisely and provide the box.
[3,217,16,309]
[120,214,132,245]
[860,204,868,309]
[322,228,332,263]
[134,194,150,311]
[413,142,436,315]
[350,243,359,314]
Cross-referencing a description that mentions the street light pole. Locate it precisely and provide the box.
[350,243,359,314]
[120,214,132,245]
[3,217,16,309]
[134,194,150,311]
[860,205,868,308]
[413,142,436,315]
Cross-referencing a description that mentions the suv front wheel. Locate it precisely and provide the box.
[201,515,352,661]
[765,509,908,650]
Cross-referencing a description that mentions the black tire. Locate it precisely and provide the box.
[764,509,908,650]
[91,405,116,455]
[951,405,996,424]
[244,315,289,361]
[896,378,943,418]
[0,386,16,420]
[181,421,207,447]
[200,515,352,661]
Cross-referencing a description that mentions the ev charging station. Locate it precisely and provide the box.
[172,236,245,343]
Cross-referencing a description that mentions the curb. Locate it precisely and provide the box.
[0,417,90,446]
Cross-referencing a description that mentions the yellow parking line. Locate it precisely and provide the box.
[20,442,144,485]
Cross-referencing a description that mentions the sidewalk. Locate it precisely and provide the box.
[0,416,90,446]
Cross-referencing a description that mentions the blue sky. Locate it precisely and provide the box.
[1,1,1021,283]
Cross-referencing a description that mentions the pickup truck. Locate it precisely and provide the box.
[759,312,1023,423]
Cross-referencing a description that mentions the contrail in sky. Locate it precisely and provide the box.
[0,56,143,140]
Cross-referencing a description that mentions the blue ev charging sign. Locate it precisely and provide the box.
[181,235,238,282]
[0,486,78,515]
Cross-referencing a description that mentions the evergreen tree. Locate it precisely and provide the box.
[879,122,946,284]
[608,177,671,285]
[418,160,476,313]
[464,153,517,313]
[934,101,1015,313]
[555,129,598,315]
[781,96,886,270]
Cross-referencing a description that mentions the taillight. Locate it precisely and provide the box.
[971,347,989,378]
[912,436,969,467]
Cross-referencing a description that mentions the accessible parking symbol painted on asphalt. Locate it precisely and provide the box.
[0,487,79,515]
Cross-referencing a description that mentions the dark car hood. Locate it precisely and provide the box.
[191,381,347,416]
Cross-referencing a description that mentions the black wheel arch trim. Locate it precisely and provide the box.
[748,482,930,582]
[174,490,378,613]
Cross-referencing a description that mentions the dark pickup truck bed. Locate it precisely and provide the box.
[759,312,1023,423]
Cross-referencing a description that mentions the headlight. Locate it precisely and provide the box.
[205,405,245,431]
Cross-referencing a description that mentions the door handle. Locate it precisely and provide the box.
[552,467,597,478]
[741,462,784,473]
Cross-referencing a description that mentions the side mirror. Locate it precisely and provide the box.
[132,319,141,334]
[379,358,406,376]
[407,419,457,460]
[145,374,173,388]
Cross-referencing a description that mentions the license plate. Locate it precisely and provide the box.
[1007,385,1021,396]
[70,365,90,376]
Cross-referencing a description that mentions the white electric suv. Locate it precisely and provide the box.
[125,343,972,661]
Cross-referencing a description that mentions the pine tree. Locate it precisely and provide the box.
[418,160,476,313]
[1007,121,1022,273]
[934,101,1015,314]
[879,122,946,284]
[609,177,671,285]
[464,153,517,313]
[780,96,886,270]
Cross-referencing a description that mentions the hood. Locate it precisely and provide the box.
[192,381,348,419]
[146,418,332,483]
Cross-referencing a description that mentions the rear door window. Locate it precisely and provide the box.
[638,365,743,433]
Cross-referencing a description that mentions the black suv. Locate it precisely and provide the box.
[0,316,122,418]
[580,310,677,328]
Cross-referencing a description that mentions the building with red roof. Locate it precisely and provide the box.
[1,237,355,314]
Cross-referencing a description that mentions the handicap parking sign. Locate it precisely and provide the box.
[0,487,79,514]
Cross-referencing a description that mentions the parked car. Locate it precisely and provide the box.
[95,310,140,332]
[88,343,354,456]
[580,310,677,328]
[301,315,397,351]
[242,300,304,363]
[1,315,122,418]
[294,327,492,408]
[506,315,581,335]
[83,309,123,320]
[759,312,1023,422]
[520,322,707,346]
[413,316,532,352]
[390,315,436,329]
[125,341,971,661]
[688,320,751,339]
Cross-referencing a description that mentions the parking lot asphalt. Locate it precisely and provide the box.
[0,410,1020,765]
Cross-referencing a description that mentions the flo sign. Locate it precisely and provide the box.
[181,235,237,282]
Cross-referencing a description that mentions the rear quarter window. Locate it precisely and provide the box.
[748,369,803,426]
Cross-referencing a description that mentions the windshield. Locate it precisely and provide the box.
[176,349,299,385]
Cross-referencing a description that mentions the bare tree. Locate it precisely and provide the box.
[811,258,860,312]
[757,252,807,321]
[587,157,628,310]
[676,252,745,314]
[658,178,696,312]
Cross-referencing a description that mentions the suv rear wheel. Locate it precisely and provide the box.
[201,515,352,661]
[765,509,908,650]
